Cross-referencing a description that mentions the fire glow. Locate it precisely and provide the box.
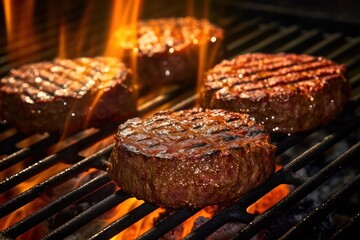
[0,1,289,239]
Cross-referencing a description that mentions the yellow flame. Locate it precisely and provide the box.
[58,20,67,58]
[0,161,69,237]
[2,0,13,43]
[105,0,141,58]
[2,0,37,60]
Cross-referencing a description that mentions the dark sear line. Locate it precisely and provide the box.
[208,61,336,88]
[200,53,349,133]
[208,54,317,79]
[232,73,341,93]
[108,108,276,209]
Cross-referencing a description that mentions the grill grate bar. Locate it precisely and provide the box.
[275,132,309,156]
[331,211,360,240]
[0,133,60,171]
[234,141,360,240]
[0,4,359,239]
[303,33,343,55]
[350,72,360,88]
[0,126,115,194]
[346,54,360,71]
[0,173,111,239]
[0,145,112,218]
[0,2,87,47]
[239,25,299,53]
[0,154,62,195]
[183,115,359,239]
[0,132,26,151]
[283,114,359,173]
[225,17,263,40]
[42,189,132,240]
[0,20,107,75]
[280,173,360,240]
[327,37,360,60]
[227,22,279,53]
[138,209,198,240]
[90,203,159,240]
[275,29,321,53]
[170,94,198,111]
[0,11,87,59]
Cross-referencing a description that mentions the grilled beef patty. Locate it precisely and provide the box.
[115,17,224,87]
[0,57,137,134]
[200,53,350,133]
[108,108,276,209]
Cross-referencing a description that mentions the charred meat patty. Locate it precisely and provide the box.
[200,53,350,133]
[113,17,224,87]
[0,57,137,134]
[108,108,276,209]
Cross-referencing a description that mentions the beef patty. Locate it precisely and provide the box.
[200,53,350,133]
[108,108,276,209]
[112,17,224,87]
[0,57,137,134]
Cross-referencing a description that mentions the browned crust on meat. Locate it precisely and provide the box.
[200,53,351,133]
[0,57,137,134]
[117,17,224,86]
[108,108,276,209]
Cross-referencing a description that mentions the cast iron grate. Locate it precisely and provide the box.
[0,2,359,240]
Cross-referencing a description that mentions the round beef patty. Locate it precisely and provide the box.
[200,53,350,133]
[111,17,224,87]
[108,108,276,209]
[0,57,137,134]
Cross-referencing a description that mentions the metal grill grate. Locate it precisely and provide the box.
[0,2,360,239]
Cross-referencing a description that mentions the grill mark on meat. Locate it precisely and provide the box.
[1,57,126,104]
[227,74,344,98]
[207,61,335,88]
[210,54,317,75]
[201,53,349,133]
[1,57,137,133]
[9,69,58,97]
[121,108,270,157]
[211,59,312,78]
[53,59,94,92]
[231,73,341,93]
[220,134,241,142]
[108,107,276,208]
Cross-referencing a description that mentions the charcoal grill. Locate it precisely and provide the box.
[0,1,360,239]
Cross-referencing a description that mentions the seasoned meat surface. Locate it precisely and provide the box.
[200,53,350,133]
[0,57,137,134]
[108,108,276,209]
[115,17,224,87]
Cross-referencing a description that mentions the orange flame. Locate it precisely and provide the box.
[104,0,141,89]
[104,0,142,58]
[0,156,69,239]
[102,198,164,239]
[247,165,291,214]
[247,184,291,214]
[58,20,67,58]
[186,0,224,97]
[2,0,38,61]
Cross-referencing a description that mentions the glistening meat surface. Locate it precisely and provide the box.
[108,108,276,209]
[200,53,350,133]
[0,57,137,134]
